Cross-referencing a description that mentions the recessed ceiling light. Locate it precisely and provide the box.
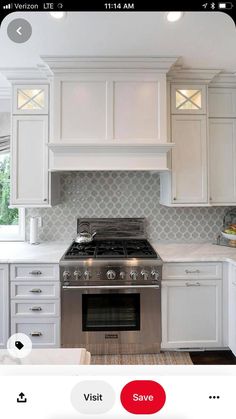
[166,12,184,22]
[49,12,66,19]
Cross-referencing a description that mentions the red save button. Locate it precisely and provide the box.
[120,380,166,414]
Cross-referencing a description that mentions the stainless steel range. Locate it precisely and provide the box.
[60,218,162,355]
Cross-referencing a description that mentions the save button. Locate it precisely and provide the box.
[120,380,166,414]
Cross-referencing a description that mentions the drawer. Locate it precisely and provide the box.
[10,264,59,281]
[11,282,60,299]
[163,262,222,280]
[11,300,60,317]
[11,318,60,347]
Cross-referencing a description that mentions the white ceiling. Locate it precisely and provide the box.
[0,11,236,86]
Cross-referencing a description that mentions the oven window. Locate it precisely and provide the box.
[82,293,140,331]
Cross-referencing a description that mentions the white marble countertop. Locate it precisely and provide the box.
[153,242,236,265]
[0,240,235,265]
[0,241,69,263]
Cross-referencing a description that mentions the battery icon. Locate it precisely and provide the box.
[218,2,233,8]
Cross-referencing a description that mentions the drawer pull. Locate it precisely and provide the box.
[29,288,42,293]
[29,306,42,312]
[29,270,42,276]
[186,282,201,287]
[185,269,200,274]
[30,332,42,337]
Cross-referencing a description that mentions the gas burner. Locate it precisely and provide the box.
[63,239,158,260]
[96,241,125,258]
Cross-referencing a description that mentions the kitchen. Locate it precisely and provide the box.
[0,10,236,365]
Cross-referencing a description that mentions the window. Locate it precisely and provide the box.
[0,151,25,241]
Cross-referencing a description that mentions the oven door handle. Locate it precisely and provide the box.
[62,285,160,289]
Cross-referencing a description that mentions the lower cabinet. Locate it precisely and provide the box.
[161,279,223,349]
[0,265,9,348]
[228,264,236,356]
[10,263,60,348]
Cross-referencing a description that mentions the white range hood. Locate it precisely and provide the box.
[41,56,177,171]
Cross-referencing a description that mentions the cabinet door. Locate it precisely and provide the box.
[171,115,207,204]
[162,279,222,349]
[13,85,48,115]
[11,116,49,206]
[0,265,9,348]
[209,119,236,204]
[228,265,236,356]
[209,88,236,118]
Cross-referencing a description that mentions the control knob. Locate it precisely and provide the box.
[84,270,91,280]
[141,270,149,281]
[120,271,126,280]
[130,271,138,281]
[106,270,116,280]
[74,270,82,281]
[63,270,71,281]
[151,270,159,280]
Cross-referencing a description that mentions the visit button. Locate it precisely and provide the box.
[120,380,166,414]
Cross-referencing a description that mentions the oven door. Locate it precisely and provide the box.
[61,285,161,354]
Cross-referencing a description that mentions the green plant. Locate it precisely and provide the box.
[0,154,18,225]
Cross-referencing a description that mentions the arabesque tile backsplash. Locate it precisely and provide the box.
[26,172,230,243]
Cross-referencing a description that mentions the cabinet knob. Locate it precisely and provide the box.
[173,197,176,201]
[43,198,47,202]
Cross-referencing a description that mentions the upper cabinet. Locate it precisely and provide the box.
[160,82,208,206]
[10,83,60,207]
[208,87,236,206]
[170,115,207,204]
[160,75,236,207]
[171,84,206,114]
[209,88,236,118]
[52,74,167,144]
[13,85,49,114]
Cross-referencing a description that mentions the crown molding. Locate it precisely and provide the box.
[40,56,179,74]
[168,65,222,84]
[0,67,48,83]
[209,72,236,87]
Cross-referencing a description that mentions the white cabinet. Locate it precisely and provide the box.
[0,265,9,349]
[10,264,60,348]
[228,264,236,356]
[11,115,48,206]
[162,278,222,349]
[11,116,60,207]
[209,88,236,118]
[209,119,236,204]
[51,74,167,144]
[160,115,207,205]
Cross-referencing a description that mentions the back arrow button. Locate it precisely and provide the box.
[7,19,32,43]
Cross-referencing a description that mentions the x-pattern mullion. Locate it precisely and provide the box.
[18,89,44,109]
[176,89,201,110]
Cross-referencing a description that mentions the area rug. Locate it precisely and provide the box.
[91,351,193,365]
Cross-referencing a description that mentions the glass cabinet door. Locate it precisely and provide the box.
[13,85,48,114]
[171,84,206,114]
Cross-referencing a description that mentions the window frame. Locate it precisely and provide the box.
[0,208,25,241]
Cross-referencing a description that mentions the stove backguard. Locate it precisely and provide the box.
[77,218,147,240]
